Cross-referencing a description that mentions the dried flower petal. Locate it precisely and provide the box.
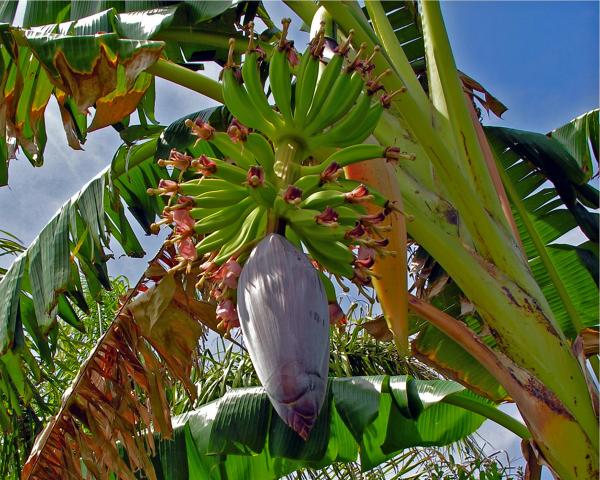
[172,209,195,236]
[185,118,215,141]
[345,223,366,240]
[227,119,250,143]
[283,185,303,205]
[216,299,239,329]
[177,237,197,261]
[345,184,373,203]
[191,155,217,176]
[246,165,265,187]
[328,302,347,327]
[320,162,342,183]
[315,207,339,226]
[360,212,386,226]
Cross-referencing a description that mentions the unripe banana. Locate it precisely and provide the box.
[335,205,366,225]
[332,102,384,148]
[293,174,322,197]
[210,132,256,170]
[194,197,254,234]
[222,66,272,136]
[307,70,364,135]
[283,207,319,227]
[193,189,248,208]
[301,144,388,175]
[179,178,244,196]
[247,181,277,208]
[269,48,294,123]
[206,157,248,185]
[284,225,303,250]
[245,133,275,173]
[300,190,347,210]
[242,50,283,129]
[324,179,388,207]
[213,206,267,264]
[308,93,379,150]
[195,220,242,256]
[292,222,348,243]
[305,52,344,125]
[318,271,337,303]
[302,236,355,278]
[294,51,320,129]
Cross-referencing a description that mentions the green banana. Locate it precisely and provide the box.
[309,92,374,149]
[193,197,254,233]
[283,207,321,228]
[301,144,388,175]
[206,157,248,185]
[269,22,294,124]
[242,49,283,130]
[318,270,337,303]
[195,220,242,256]
[294,50,320,129]
[324,179,388,207]
[292,221,348,243]
[247,181,277,208]
[179,178,244,196]
[284,225,303,250]
[245,133,275,173]
[332,102,384,148]
[189,206,221,219]
[221,38,276,136]
[335,205,366,225]
[210,132,256,170]
[213,206,266,264]
[305,52,344,125]
[292,174,322,197]
[193,189,249,208]
[302,236,355,278]
[307,70,364,135]
[300,190,347,210]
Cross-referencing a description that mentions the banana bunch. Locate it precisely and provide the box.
[222,21,405,153]
[148,18,410,332]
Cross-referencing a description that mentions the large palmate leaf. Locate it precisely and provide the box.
[0,2,256,185]
[150,376,504,479]
[363,1,424,68]
[0,103,223,433]
[548,108,599,181]
[0,136,165,428]
[486,124,599,338]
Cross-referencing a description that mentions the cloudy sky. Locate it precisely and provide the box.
[0,1,598,476]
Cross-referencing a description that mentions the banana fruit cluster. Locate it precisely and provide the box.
[148,19,408,332]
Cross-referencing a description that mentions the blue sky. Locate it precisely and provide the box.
[442,1,598,133]
[0,2,597,475]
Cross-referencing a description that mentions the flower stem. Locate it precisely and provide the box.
[146,59,223,103]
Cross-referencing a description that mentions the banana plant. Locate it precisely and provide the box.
[0,1,597,479]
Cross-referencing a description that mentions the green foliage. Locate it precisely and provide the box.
[0,278,126,480]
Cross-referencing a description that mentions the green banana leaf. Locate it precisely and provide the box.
[0,103,226,431]
[0,2,254,185]
[362,1,424,68]
[147,376,499,479]
[0,136,164,426]
[548,108,599,181]
[486,124,598,339]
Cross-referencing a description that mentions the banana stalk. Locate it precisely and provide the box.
[344,158,409,355]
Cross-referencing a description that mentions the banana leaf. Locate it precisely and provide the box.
[548,108,599,181]
[0,2,255,185]
[149,375,503,479]
[0,103,237,430]
[486,125,599,338]
[362,1,424,68]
